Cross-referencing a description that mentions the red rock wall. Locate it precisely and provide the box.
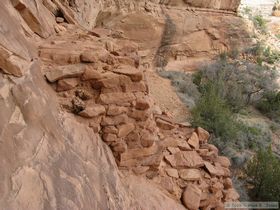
[183,0,241,11]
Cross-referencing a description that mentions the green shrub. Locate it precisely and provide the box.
[268,50,280,64]
[191,80,239,142]
[192,61,246,112]
[263,46,280,64]
[192,70,203,87]
[243,6,252,16]
[257,91,280,121]
[192,60,277,112]
[191,60,276,150]
[229,48,240,59]
[253,15,267,33]
[192,85,272,150]
[247,42,280,64]
[248,42,264,57]
[219,51,228,61]
[245,148,280,201]
[236,120,272,151]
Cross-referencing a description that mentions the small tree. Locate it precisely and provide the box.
[245,148,280,201]
[191,80,238,142]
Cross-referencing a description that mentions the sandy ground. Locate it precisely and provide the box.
[146,70,190,123]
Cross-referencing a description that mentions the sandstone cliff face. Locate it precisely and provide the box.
[37,0,241,31]
[87,0,249,72]
[103,8,249,71]
[1,0,244,209]
[183,0,241,11]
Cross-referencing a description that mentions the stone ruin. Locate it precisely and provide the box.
[40,26,240,209]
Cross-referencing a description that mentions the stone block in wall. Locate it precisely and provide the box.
[123,81,147,93]
[112,65,143,82]
[165,151,204,168]
[120,144,159,162]
[101,114,129,126]
[117,123,135,138]
[45,64,85,82]
[99,92,135,105]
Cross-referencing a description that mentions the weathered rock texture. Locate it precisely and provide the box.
[102,5,250,71]
[183,0,241,11]
[0,0,244,209]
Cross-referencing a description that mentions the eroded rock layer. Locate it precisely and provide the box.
[0,0,245,209]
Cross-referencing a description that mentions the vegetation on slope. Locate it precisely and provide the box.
[245,148,280,202]
[161,54,278,163]
[191,56,277,150]
[257,91,280,122]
